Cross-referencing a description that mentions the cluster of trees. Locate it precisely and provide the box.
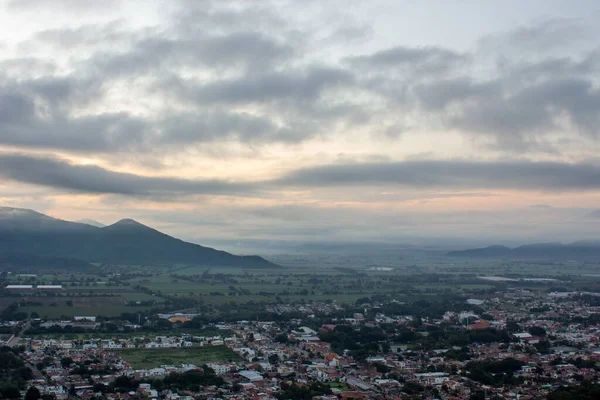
[547,382,600,400]
[158,368,225,390]
[276,381,332,400]
[359,296,485,320]
[0,346,33,396]
[392,325,511,350]
[318,325,386,360]
[0,303,28,321]
[90,368,228,394]
[24,386,54,400]
[465,358,525,386]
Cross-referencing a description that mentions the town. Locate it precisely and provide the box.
[1,279,599,400]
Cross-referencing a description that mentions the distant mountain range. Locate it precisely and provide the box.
[447,241,600,260]
[0,207,279,268]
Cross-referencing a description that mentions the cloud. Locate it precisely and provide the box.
[90,31,294,77]
[447,77,600,139]
[8,0,122,12]
[0,153,253,196]
[349,45,467,75]
[4,153,600,197]
[478,18,593,54]
[278,159,600,192]
[0,81,321,151]
[1,9,599,158]
[163,66,355,105]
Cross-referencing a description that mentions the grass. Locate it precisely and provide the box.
[117,346,241,368]
[120,293,166,303]
[328,382,351,391]
[21,305,156,318]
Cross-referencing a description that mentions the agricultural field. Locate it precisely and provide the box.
[3,252,600,321]
[117,346,241,369]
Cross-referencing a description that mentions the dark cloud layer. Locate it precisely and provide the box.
[280,159,600,192]
[3,153,600,196]
[0,154,252,196]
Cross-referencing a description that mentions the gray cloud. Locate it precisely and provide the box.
[446,77,600,141]
[0,153,252,196]
[278,159,600,192]
[1,6,600,159]
[90,31,294,78]
[160,111,306,144]
[349,45,467,75]
[164,66,355,105]
[0,81,319,151]
[4,153,600,196]
[8,0,122,12]
[478,18,593,54]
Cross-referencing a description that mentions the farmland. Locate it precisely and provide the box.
[2,253,600,320]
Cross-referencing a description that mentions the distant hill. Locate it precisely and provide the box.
[447,241,600,260]
[76,218,106,227]
[0,207,279,268]
[588,210,600,218]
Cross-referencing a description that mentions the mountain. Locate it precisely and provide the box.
[0,252,93,270]
[447,241,600,260]
[0,207,279,268]
[447,245,512,258]
[588,210,600,218]
[76,218,106,227]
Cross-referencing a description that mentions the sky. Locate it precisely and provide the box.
[1,0,600,251]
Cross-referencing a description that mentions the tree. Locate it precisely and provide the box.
[268,354,280,365]
[529,326,546,336]
[60,357,73,368]
[506,320,520,333]
[274,333,288,343]
[381,342,391,353]
[25,386,41,400]
[469,390,486,400]
[92,383,107,393]
[1,386,21,399]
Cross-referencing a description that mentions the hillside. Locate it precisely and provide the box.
[0,207,279,268]
[447,242,600,261]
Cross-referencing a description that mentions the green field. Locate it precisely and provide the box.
[4,254,600,321]
[21,305,156,318]
[117,346,241,368]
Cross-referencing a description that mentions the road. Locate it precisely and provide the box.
[7,317,31,347]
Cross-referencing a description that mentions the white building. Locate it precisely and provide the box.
[206,363,230,375]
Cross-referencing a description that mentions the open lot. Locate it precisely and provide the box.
[117,346,241,369]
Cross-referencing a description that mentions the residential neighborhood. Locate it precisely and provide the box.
[2,288,599,399]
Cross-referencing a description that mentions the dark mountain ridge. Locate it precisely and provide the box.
[0,207,279,268]
[447,241,600,260]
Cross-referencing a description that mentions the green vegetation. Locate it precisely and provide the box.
[547,382,600,400]
[118,346,240,369]
[0,347,33,395]
[277,382,332,400]
[465,358,525,386]
[2,244,600,324]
